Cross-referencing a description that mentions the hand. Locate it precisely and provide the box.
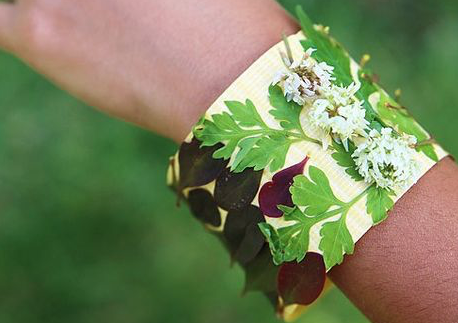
[0,0,298,141]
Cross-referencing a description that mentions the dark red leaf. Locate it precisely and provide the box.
[223,205,265,265]
[214,167,263,211]
[187,189,221,226]
[178,138,228,190]
[277,253,326,306]
[259,157,308,217]
[243,245,279,294]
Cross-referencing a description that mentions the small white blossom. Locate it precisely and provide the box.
[307,83,369,149]
[272,48,335,105]
[352,128,420,189]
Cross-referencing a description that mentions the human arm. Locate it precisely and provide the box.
[0,1,457,322]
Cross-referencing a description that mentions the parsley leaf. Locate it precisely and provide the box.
[268,85,303,132]
[366,185,395,224]
[319,215,354,269]
[290,166,344,215]
[194,99,293,173]
[258,206,320,265]
[331,140,364,181]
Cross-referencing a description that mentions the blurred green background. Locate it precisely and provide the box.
[0,0,457,322]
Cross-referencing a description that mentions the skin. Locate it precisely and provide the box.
[0,0,457,322]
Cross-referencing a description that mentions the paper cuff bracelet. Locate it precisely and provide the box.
[166,7,448,320]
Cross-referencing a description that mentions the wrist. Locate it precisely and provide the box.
[144,0,299,142]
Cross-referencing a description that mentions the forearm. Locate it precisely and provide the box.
[164,4,458,323]
[330,157,458,323]
[2,1,457,321]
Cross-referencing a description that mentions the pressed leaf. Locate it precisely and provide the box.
[331,140,363,181]
[243,245,279,294]
[178,138,228,190]
[377,92,438,161]
[277,253,326,305]
[319,215,354,269]
[291,166,344,216]
[366,186,394,225]
[225,99,267,128]
[259,157,309,218]
[297,6,378,121]
[187,189,221,227]
[417,144,439,162]
[297,7,351,87]
[224,205,266,265]
[232,134,292,173]
[259,206,319,265]
[214,167,263,211]
[194,99,295,174]
[268,85,303,131]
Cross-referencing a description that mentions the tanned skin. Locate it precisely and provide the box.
[1,0,457,321]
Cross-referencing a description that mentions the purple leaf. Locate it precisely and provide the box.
[223,205,265,265]
[214,167,263,211]
[259,157,308,217]
[277,252,326,306]
[178,138,228,191]
[187,189,221,227]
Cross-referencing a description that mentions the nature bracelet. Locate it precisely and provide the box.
[167,7,448,321]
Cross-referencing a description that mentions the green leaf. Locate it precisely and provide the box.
[296,6,379,123]
[319,214,354,269]
[366,186,395,225]
[259,166,364,270]
[377,92,438,161]
[225,99,267,128]
[268,85,302,132]
[331,140,364,181]
[194,99,297,173]
[417,144,439,162]
[356,70,379,123]
[232,134,292,173]
[259,207,319,265]
[296,6,352,87]
[290,166,344,216]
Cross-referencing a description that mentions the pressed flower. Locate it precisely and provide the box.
[307,83,369,150]
[273,48,335,105]
[352,128,420,189]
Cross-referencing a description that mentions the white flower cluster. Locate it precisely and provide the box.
[273,48,369,150]
[308,83,369,150]
[272,48,335,105]
[352,128,420,189]
[272,46,420,190]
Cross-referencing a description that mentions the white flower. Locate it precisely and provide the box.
[307,83,369,149]
[272,48,335,105]
[273,72,307,105]
[352,128,420,189]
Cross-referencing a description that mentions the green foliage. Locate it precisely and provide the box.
[243,246,279,294]
[366,186,395,224]
[259,207,318,265]
[296,6,352,87]
[194,87,310,173]
[291,166,344,215]
[268,85,303,131]
[2,1,457,322]
[331,140,364,181]
[260,166,367,270]
[377,92,439,161]
[319,216,354,269]
[296,6,380,124]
